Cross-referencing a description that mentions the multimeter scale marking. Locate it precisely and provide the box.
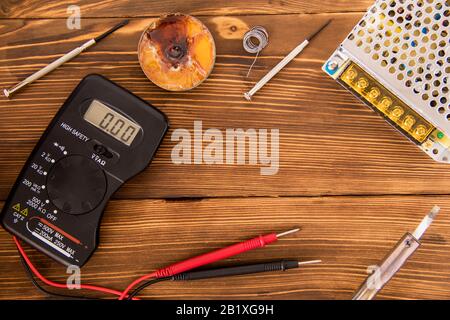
[0,75,169,267]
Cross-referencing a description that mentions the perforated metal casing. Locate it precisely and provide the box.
[323,0,450,162]
[344,0,449,133]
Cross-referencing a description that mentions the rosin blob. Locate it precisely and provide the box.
[138,13,216,91]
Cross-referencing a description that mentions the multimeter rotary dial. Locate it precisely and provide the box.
[47,155,107,215]
[0,75,168,266]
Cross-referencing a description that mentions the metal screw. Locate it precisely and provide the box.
[328,60,339,71]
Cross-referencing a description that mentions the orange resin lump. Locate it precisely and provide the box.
[138,14,216,91]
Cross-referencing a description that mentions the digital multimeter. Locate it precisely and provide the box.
[0,74,169,267]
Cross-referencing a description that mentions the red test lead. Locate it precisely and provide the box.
[155,228,300,278]
[13,236,135,299]
[118,228,300,300]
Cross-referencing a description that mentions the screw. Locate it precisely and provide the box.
[328,60,339,71]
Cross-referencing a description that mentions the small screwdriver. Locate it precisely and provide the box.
[3,20,129,98]
[353,206,440,300]
[244,20,332,101]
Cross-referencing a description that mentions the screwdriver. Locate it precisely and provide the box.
[244,20,332,101]
[353,206,440,300]
[3,20,129,98]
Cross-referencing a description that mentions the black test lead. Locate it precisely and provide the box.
[14,227,307,299]
[127,259,322,299]
[119,228,302,299]
[3,19,129,98]
[172,259,322,280]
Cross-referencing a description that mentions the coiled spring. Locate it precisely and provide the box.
[243,26,269,77]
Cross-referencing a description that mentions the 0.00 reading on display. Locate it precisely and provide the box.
[99,113,136,143]
[84,100,141,146]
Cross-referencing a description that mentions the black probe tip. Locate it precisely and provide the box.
[173,260,302,281]
[94,19,129,43]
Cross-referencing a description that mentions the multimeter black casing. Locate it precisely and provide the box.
[0,74,168,267]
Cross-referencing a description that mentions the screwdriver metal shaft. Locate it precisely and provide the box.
[244,20,331,101]
[3,20,128,98]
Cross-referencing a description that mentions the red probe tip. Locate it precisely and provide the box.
[276,228,301,238]
[120,227,301,299]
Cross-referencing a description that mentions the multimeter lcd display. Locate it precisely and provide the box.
[0,75,168,267]
[84,100,141,146]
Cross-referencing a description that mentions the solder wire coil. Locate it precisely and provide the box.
[243,26,269,77]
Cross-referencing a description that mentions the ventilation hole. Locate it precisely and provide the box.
[347,0,449,118]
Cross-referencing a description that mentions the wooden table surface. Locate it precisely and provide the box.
[1,0,449,300]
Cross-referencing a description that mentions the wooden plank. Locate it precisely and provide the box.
[0,196,449,300]
[0,0,373,18]
[2,14,450,200]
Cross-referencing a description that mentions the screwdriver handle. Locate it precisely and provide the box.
[353,233,420,300]
[4,40,95,98]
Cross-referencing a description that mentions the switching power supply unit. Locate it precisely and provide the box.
[324,0,449,162]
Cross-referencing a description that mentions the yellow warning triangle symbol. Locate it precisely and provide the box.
[20,208,28,216]
[12,203,20,211]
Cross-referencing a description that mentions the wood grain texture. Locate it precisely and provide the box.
[0,0,373,18]
[0,196,449,300]
[1,1,450,301]
[2,14,450,199]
